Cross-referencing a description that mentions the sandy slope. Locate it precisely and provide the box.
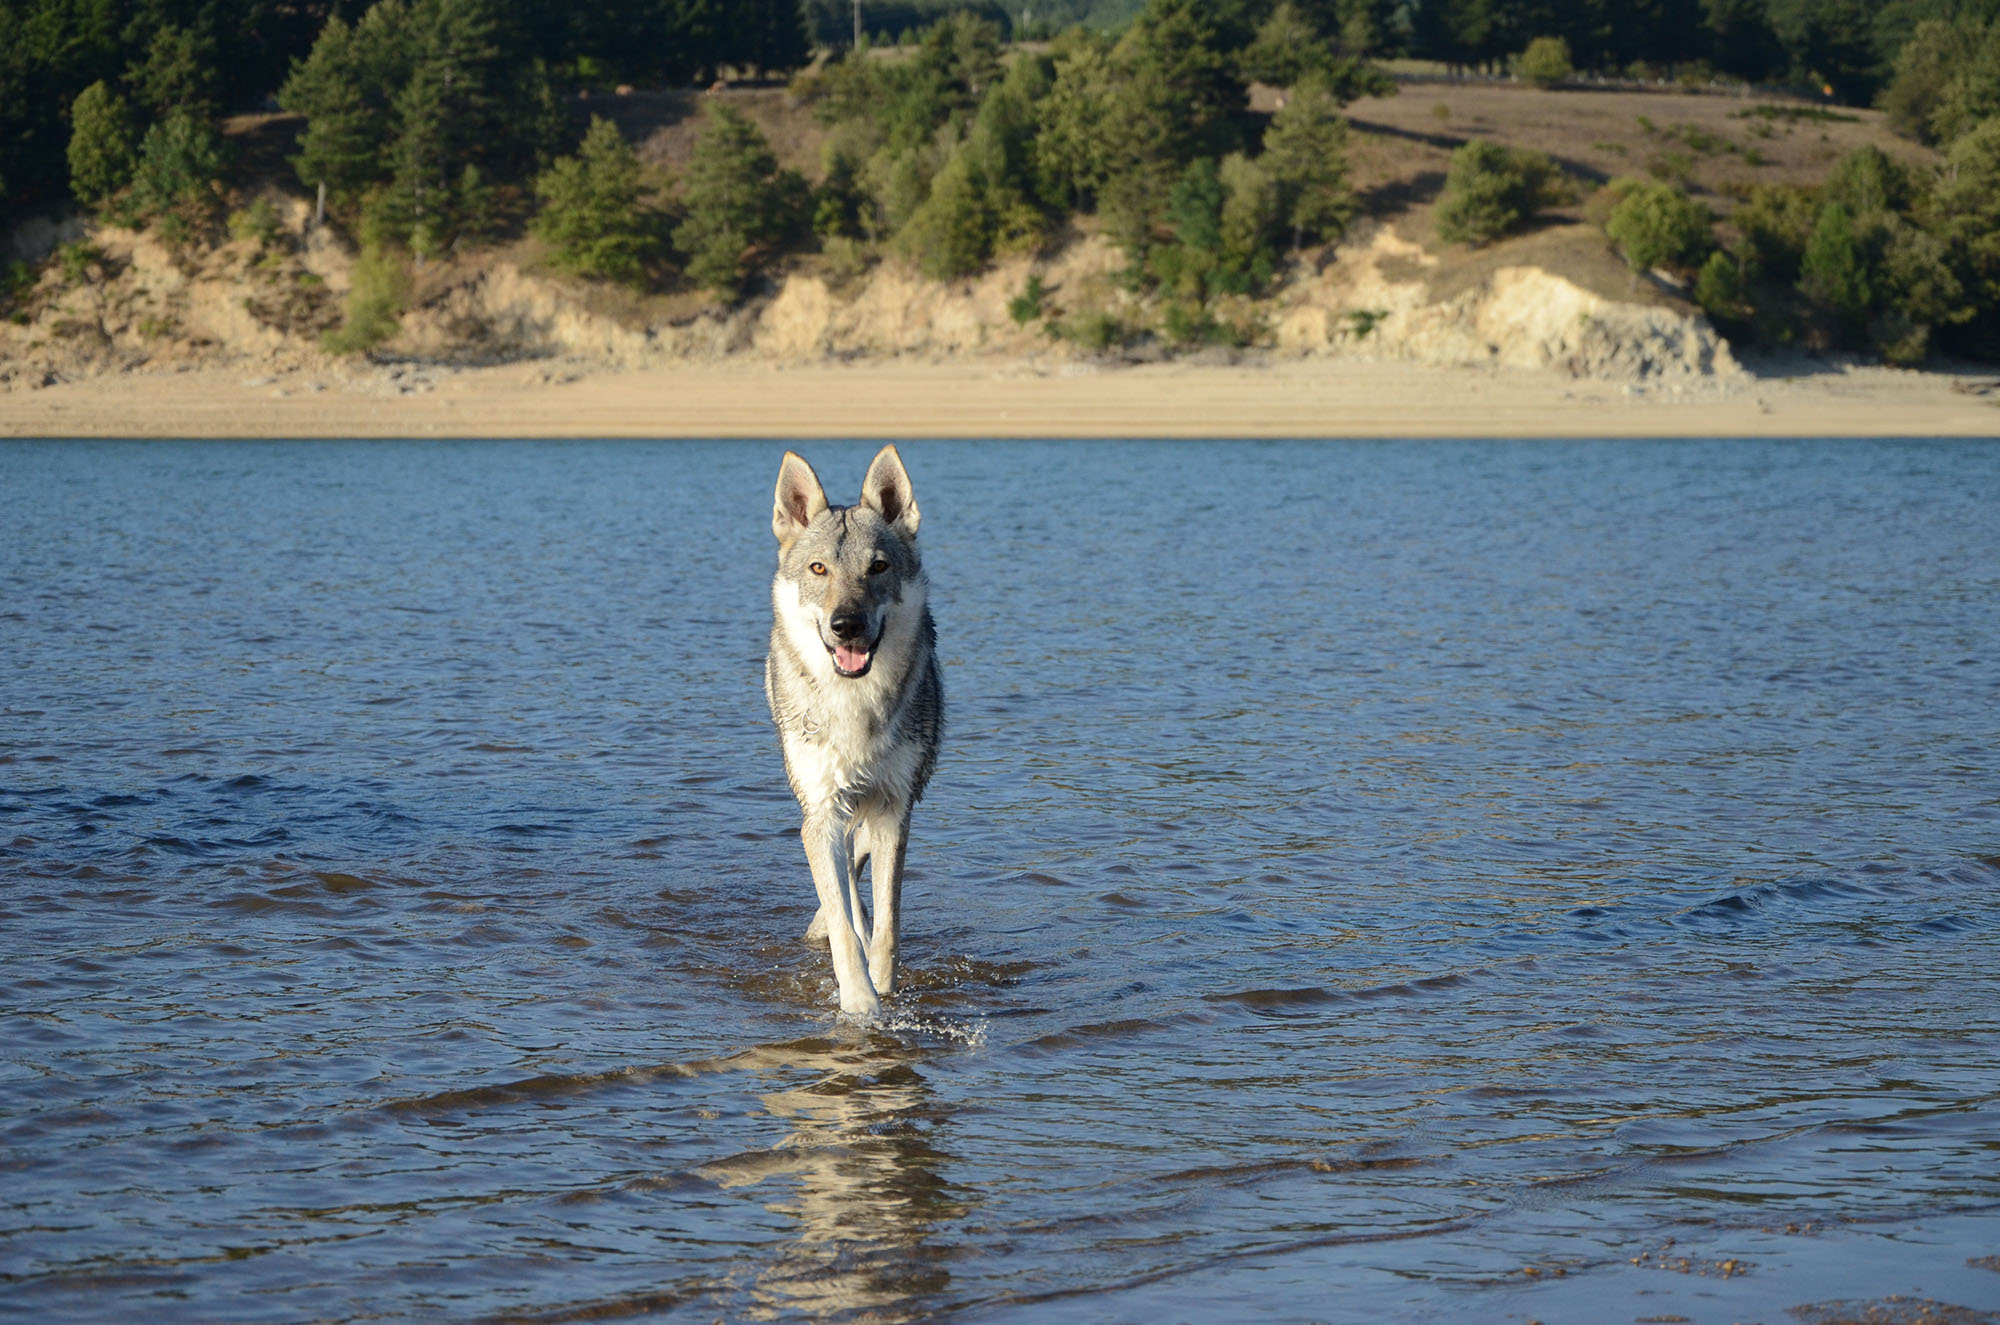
[4,353,1996,440]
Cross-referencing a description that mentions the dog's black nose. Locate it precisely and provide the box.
[829,611,866,641]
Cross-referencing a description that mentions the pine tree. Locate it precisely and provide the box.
[1260,75,1356,249]
[67,79,137,205]
[389,0,505,255]
[125,23,220,121]
[1121,0,1245,147]
[124,108,228,240]
[1036,39,1118,210]
[532,116,659,284]
[744,0,813,76]
[900,148,992,279]
[674,103,805,298]
[1241,2,1332,88]
[1798,201,1872,327]
[281,18,396,207]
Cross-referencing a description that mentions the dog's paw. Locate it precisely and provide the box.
[838,990,883,1021]
[803,907,828,943]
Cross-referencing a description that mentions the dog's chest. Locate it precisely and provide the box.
[782,686,917,808]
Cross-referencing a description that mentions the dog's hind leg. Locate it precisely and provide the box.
[801,812,881,1018]
[855,806,908,997]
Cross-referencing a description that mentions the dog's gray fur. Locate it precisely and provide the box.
[765,445,942,1017]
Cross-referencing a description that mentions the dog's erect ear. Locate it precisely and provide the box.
[860,444,920,540]
[773,451,829,546]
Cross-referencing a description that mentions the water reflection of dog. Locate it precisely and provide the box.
[700,1039,965,1319]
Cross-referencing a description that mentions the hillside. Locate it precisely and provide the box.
[0,73,1967,401]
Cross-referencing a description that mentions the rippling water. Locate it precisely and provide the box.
[3,438,1998,1322]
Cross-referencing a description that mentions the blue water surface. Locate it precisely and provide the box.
[2,437,1997,1322]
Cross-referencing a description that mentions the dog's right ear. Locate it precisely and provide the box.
[773,451,829,547]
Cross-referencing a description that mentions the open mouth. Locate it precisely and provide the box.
[826,640,875,678]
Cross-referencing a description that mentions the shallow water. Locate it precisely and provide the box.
[2,438,1997,1323]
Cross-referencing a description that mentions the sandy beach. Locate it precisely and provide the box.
[4,354,1998,440]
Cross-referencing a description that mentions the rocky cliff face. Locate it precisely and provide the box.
[1269,229,1737,381]
[2,208,1740,391]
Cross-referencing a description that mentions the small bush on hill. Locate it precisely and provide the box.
[322,243,406,355]
[1434,140,1567,246]
[1602,177,1713,273]
[1516,37,1573,90]
[121,109,229,242]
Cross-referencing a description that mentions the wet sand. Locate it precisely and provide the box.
[4,354,1997,439]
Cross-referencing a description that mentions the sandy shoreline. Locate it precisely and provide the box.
[4,354,1998,440]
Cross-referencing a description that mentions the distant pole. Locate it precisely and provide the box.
[853,0,862,50]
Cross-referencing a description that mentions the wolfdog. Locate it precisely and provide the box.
[766,445,943,1018]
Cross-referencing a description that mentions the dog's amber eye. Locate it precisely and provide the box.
[867,558,888,575]
[808,561,827,575]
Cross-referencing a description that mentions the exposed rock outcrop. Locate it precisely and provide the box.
[3,208,1740,393]
[1270,229,1738,381]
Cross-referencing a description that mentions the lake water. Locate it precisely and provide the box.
[2,437,1997,1323]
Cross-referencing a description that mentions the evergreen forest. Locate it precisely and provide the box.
[6,0,2000,363]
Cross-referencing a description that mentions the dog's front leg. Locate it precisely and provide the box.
[856,806,909,997]
[801,812,881,1019]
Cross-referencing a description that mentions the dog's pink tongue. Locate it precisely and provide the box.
[834,644,870,673]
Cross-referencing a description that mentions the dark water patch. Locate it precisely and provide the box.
[1014,1012,1217,1055]
[1203,984,1352,1016]
[379,1059,729,1121]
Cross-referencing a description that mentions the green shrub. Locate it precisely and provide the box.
[1821,146,1911,217]
[1879,17,2000,147]
[67,81,138,206]
[227,195,285,250]
[1694,250,1751,325]
[58,242,103,286]
[2,261,35,308]
[898,149,994,280]
[1219,151,1278,271]
[1733,184,1818,283]
[122,109,228,237]
[1434,140,1567,246]
[1602,177,1713,273]
[1516,36,1573,90]
[322,243,407,355]
[1008,273,1046,325]
[1058,307,1127,352]
[1797,202,1872,326]
[1161,298,1215,347]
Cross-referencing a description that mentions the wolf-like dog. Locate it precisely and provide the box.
[766,445,943,1018]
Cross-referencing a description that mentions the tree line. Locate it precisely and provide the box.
[11,0,1996,213]
[8,0,2000,363]
[0,0,808,213]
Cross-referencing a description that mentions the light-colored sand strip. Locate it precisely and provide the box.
[4,356,1997,440]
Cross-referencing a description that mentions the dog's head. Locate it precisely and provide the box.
[771,445,924,681]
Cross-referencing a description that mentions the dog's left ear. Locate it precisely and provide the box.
[861,444,920,540]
